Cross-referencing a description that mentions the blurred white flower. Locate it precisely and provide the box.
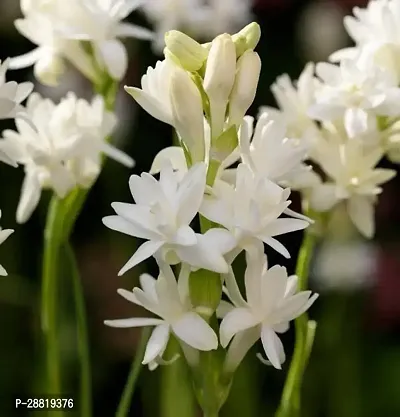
[142,0,252,52]
[0,92,133,223]
[201,163,310,259]
[0,210,14,276]
[10,0,153,83]
[105,262,218,368]
[314,240,377,291]
[310,138,395,238]
[260,63,320,147]
[219,247,318,370]
[309,59,400,138]
[330,0,400,82]
[0,59,33,121]
[239,115,318,190]
[103,162,235,274]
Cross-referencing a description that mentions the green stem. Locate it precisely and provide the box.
[41,197,64,389]
[116,328,152,417]
[275,227,317,417]
[65,243,92,417]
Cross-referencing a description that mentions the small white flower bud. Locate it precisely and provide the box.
[169,66,205,162]
[228,50,261,126]
[232,22,261,57]
[34,53,65,86]
[204,34,237,139]
[164,30,208,72]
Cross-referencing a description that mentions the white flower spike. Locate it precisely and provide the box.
[103,162,235,274]
[105,262,218,368]
[0,211,14,276]
[220,247,318,371]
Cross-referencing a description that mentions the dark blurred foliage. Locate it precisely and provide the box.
[0,1,399,416]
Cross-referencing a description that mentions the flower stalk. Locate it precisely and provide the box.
[275,208,318,417]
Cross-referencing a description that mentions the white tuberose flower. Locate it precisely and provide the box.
[103,162,235,274]
[0,92,132,223]
[239,115,317,190]
[201,163,310,259]
[310,138,396,238]
[309,59,400,138]
[219,247,318,370]
[10,0,153,83]
[105,262,218,368]
[0,210,14,276]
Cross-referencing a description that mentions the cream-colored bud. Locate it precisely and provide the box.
[34,53,65,86]
[204,34,237,139]
[228,50,261,126]
[232,22,261,56]
[170,66,205,162]
[165,30,208,72]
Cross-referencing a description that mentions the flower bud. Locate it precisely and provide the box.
[204,34,237,139]
[164,30,208,72]
[169,66,205,162]
[232,22,261,56]
[34,53,65,86]
[228,50,261,126]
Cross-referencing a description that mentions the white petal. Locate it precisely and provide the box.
[224,327,260,373]
[344,107,369,138]
[102,214,159,240]
[261,265,289,310]
[347,196,375,238]
[309,183,339,212]
[142,323,170,364]
[223,267,247,308]
[125,86,172,125]
[115,23,154,40]
[220,307,258,347]
[260,237,291,259]
[0,228,13,246]
[101,142,135,167]
[95,40,128,80]
[216,300,235,318]
[176,163,207,225]
[172,312,218,351]
[0,263,7,276]
[118,240,164,275]
[261,326,285,370]
[117,288,142,305]
[274,292,318,323]
[284,275,298,297]
[104,317,163,328]
[16,172,42,224]
[171,225,197,246]
[8,47,42,70]
[262,218,309,237]
[150,146,187,175]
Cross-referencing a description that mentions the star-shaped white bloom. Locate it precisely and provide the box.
[309,59,400,138]
[10,0,153,83]
[330,1,400,82]
[260,63,320,147]
[219,247,318,370]
[239,114,318,190]
[200,163,310,259]
[0,92,133,223]
[103,162,235,274]
[105,262,218,368]
[310,137,396,238]
[0,210,14,276]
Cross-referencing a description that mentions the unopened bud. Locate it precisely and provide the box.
[232,22,261,57]
[170,66,205,162]
[204,34,237,139]
[165,30,208,72]
[229,50,261,126]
